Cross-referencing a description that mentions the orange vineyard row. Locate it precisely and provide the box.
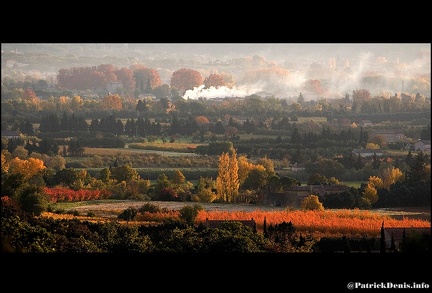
[43,208,430,239]
[195,209,430,238]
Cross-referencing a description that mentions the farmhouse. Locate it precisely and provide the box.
[1,130,21,139]
[352,148,384,157]
[414,140,431,153]
[106,81,123,93]
[265,184,350,208]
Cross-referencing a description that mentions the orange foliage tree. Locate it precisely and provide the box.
[131,65,162,92]
[204,73,225,88]
[101,94,123,111]
[195,115,210,127]
[170,68,203,93]
[115,67,136,92]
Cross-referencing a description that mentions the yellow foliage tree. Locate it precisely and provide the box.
[365,142,380,149]
[1,152,9,173]
[367,167,404,191]
[216,152,230,202]
[228,148,239,201]
[363,183,379,204]
[70,95,83,111]
[216,149,239,202]
[256,156,275,176]
[237,155,266,186]
[8,157,46,180]
[368,176,384,189]
[380,167,404,190]
[301,195,324,211]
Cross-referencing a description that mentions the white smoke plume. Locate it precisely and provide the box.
[182,84,265,100]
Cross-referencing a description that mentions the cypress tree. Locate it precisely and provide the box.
[380,221,386,253]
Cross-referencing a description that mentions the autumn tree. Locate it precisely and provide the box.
[367,167,404,192]
[22,88,41,111]
[171,169,186,185]
[352,89,372,113]
[256,156,276,177]
[45,155,66,171]
[115,67,136,92]
[379,167,404,190]
[237,155,251,183]
[8,157,46,181]
[170,169,193,200]
[362,183,379,205]
[216,151,230,202]
[195,115,210,128]
[216,149,239,202]
[204,73,226,88]
[170,68,204,94]
[70,95,83,111]
[228,149,239,201]
[194,177,217,203]
[301,195,324,211]
[304,79,326,96]
[1,151,10,174]
[101,94,122,111]
[132,65,162,93]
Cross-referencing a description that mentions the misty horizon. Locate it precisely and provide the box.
[1,43,430,100]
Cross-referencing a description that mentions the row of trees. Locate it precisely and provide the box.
[56,65,233,97]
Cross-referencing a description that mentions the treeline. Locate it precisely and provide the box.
[2,144,430,210]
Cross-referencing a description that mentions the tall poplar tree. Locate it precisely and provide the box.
[216,149,239,202]
[216,152,230,202]
[227,148,239,202]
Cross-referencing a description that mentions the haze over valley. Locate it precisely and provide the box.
[2,43,430,100]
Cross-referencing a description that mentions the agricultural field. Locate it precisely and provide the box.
[45,200,431,238]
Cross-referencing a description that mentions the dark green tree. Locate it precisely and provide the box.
[178,204,203,226]
[380,221,386,253]
[117,207,138,224]
[17,185,49,216]
[407,151,429,184]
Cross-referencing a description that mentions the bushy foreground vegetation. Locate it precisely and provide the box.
[2,198,430,253]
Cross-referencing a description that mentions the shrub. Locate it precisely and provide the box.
[178,204,204,226]
[118,207,138,223]
[138,202,161,213]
